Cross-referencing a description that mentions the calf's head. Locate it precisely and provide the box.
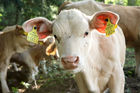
[2,25,35,53]
[14,25,32,52]
[52,9,119,73]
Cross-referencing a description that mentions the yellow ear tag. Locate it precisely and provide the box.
[105,18,117,37]
[27,26,39,44]
[38,41,44,45]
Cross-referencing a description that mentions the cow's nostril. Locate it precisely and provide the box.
[61,56,79,70]
[61,56,79,63]
[75,56,79,63]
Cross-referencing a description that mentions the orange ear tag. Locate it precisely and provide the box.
[105,18,117,37]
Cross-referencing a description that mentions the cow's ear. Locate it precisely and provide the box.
[58,1,71,14]
[22,17,52,39]
[89,11,119,34]
[15,25,26,35]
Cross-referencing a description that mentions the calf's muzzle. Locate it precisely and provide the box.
[61,56,79,70]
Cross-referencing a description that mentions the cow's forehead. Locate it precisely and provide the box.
[53,9,89,37]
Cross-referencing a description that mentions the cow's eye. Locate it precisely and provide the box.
[54,35,60,43]
[54,35,57,39]
[105,18,108,22]
[84,32,89,37]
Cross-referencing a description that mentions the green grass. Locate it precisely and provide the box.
[125,48,136,68]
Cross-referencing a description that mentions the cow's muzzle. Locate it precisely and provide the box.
[61,56,79,70]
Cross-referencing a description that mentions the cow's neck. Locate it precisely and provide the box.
[74,72,89,93]
[74,32,108,92]
[75,70,100,93]
[90,1,103,11]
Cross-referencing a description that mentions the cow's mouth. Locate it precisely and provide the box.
[61,56,79,70]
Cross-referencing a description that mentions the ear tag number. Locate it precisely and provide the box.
[27,26,39,44]
[105,18,117,37]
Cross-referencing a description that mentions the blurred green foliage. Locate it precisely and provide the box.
[0,0,140,30]
[11,87,18,93]
[125,48,136,68]
[0,0,65,30]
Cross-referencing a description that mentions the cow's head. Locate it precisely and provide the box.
[14,25,32,52]
[52,9,119,73]
[2,25,36,53]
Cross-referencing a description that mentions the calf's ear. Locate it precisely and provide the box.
[58,1,71,14]
[89,11,119,34]
[15,25,26,35]
[22,17,52,39]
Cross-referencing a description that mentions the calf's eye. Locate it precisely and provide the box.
[84,32,89,37]
[105,19,108,22]
[54,35,57,39]
[54,35,60,43]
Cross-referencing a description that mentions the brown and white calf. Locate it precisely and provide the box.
[10,36,58,83]
[0,25,34,93]
[59,0,140,77]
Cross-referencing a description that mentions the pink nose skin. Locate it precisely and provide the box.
[61,56,79,70]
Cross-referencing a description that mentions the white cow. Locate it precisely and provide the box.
[22,9,126,93]
[53,9,126,93]
[59,0,140,77]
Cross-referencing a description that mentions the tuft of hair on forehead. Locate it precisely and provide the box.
[58,9,86,21]
[53,9,90,37]
[58,9,90,27]
[55,9,85,29]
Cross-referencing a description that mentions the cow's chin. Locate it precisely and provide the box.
[60,60,84,74]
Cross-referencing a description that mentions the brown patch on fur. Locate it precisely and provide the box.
[46,42,57,56]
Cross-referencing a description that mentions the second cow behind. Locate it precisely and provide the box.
[10,36,58,83]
